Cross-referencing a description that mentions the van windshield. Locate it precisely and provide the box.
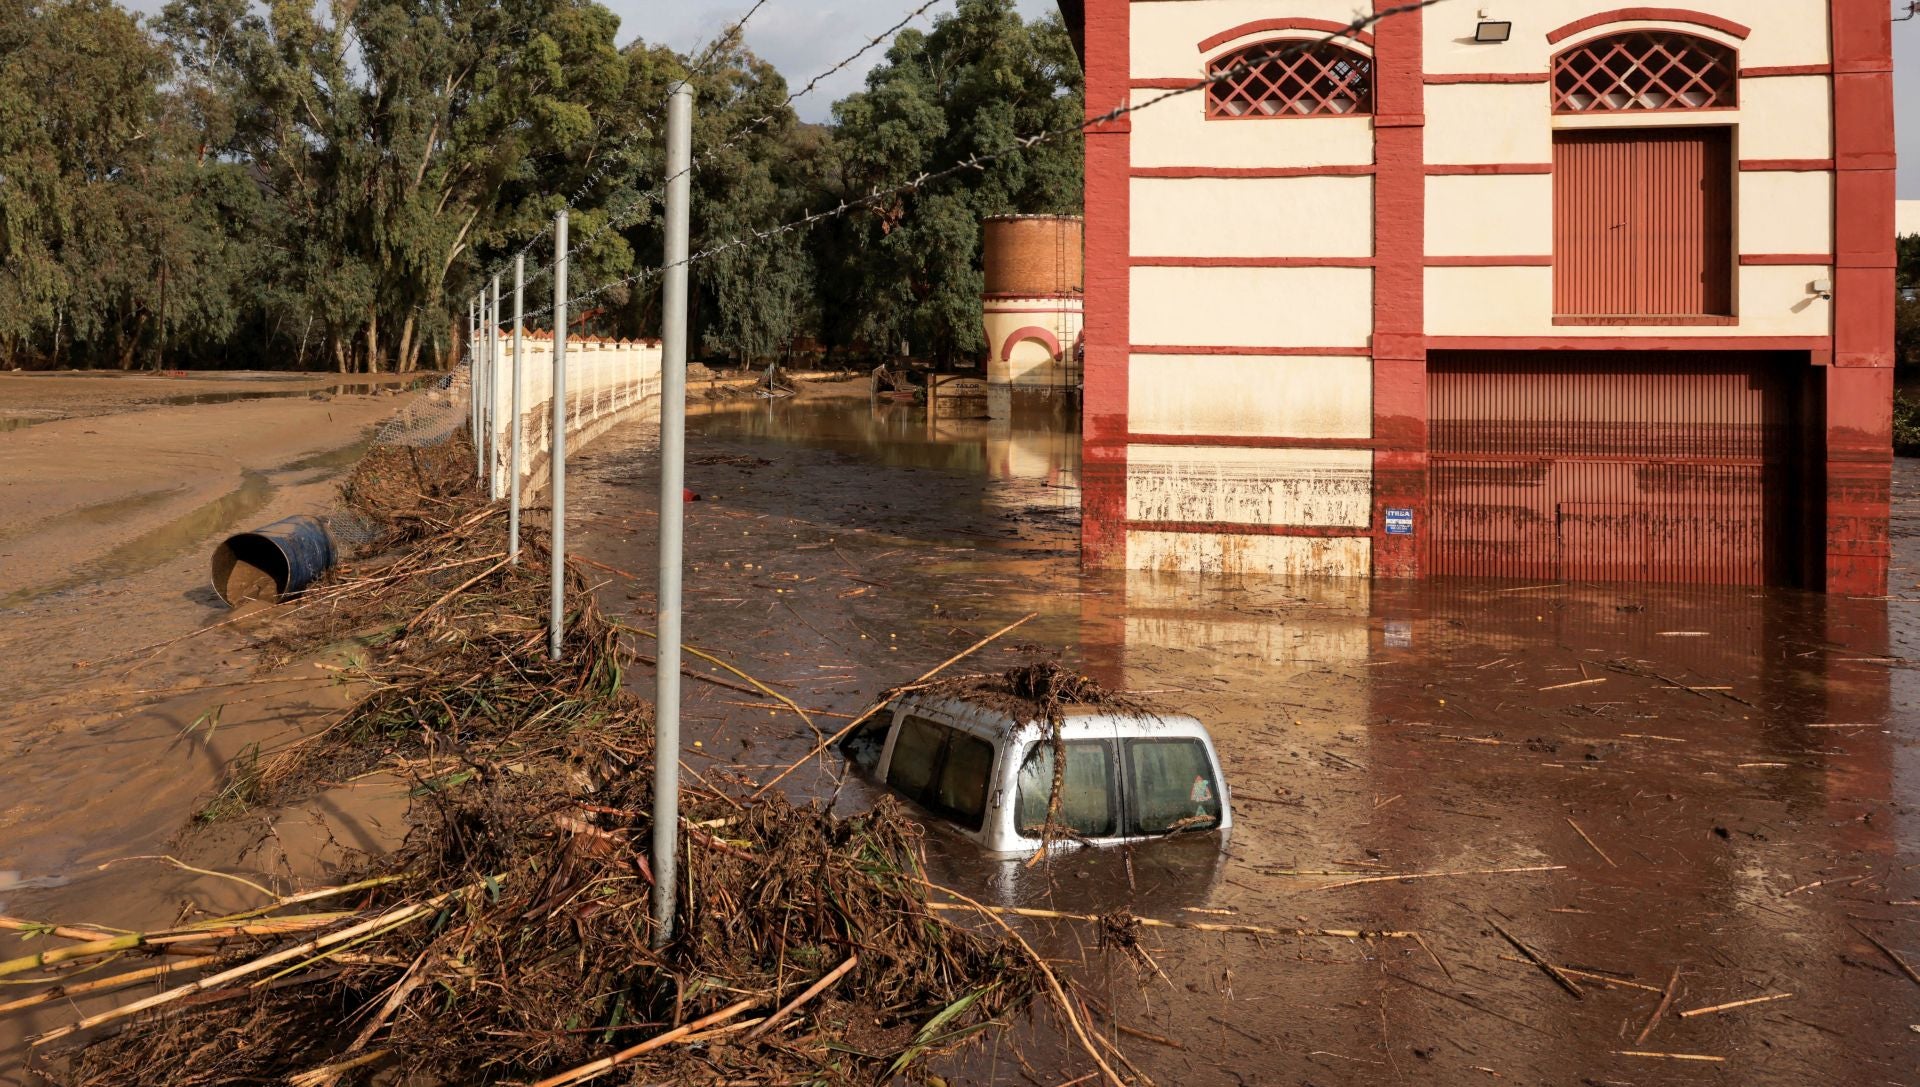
[1124,738,1222,836]
[1015,740,1117,839]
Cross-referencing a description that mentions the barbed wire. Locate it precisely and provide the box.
[517,0,1447,326]
[454,0,784,314]
[524,0,951,297]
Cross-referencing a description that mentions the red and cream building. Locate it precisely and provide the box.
[1059,1,1898,592]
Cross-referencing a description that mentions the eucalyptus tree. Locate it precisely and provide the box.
[817,0,1082,364]
[156,0,630,372]
[0,0,259,369]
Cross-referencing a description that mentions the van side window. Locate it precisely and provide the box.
[1015,740,1117,839]
[1125,739,1222,836]
[886,716,994,832]
[886,716,944,798]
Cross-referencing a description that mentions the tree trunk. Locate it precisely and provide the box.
[364,310,381,374]
[118,312,148,371]
[333,336,349,374]
[396,313,417,373]
[155,264,168,373]
[295,315,313,372]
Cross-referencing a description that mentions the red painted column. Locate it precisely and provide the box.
[1825,0,1895,594]
[1080,0,1130,568]
[1370,7,1427,579]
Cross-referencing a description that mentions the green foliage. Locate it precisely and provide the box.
[813,0,1083,363]
[1899,238,1919,378]
[1898,296,1920,373]
[1895,391,1920,459]
[0,0,1082,370]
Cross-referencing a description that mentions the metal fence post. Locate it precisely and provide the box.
[474,295,487,487]
[469,296,481,480]
[489,275,503,500]
[651,79,694,948]
[549,212,570,661]
[510,256,525,564]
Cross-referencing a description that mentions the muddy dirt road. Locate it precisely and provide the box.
[0,371,426,938]
[556,396,1920,1085]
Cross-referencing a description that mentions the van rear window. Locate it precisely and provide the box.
[886,715,993,832]
[1125,739,1222,836]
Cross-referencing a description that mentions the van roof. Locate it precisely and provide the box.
[905,662,1165,730]
[897,692,1203,739]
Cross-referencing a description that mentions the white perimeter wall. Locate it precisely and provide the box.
[1900,201,1920,239]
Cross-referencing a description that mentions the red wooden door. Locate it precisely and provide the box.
[1428,352,1806,587]
[1554,128,1733,318]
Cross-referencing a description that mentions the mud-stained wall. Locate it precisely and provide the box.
[1078,0,1883,589]
[1423,2,1831,74]
[1424,265,1836,338]
[1420,4,1839,338]
[1125,530,1372,579]
[1130,177,1374,259]
[1130,267,1373,349]
[1127,97,1374,170]
[1126,445,1372,527]
[1128,355,1372,439]
[486,334,663,499]
[1129,0,1380,78]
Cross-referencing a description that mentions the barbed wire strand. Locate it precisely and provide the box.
[453,0,783,317]
[521,0,1446,325]
[530,0,951,293]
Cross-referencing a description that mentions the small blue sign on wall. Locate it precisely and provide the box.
[1385,507,1415,536]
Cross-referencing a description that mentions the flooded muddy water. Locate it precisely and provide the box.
[567,393,1920,1085]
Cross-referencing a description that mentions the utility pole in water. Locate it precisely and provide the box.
[651,80,694,948]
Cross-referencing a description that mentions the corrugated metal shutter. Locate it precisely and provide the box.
[1554,129,1733,317]
[1428,352,1807,586]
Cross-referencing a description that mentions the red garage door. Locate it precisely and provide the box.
[1428,353,1817,587]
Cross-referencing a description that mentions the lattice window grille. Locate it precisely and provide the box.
[1206,40,1375,118]
[1552,31,1737,113]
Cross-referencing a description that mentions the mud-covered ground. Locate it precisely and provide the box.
[2,380,1916,1085]
[0,371,430,972]
[561,394,1920,1085]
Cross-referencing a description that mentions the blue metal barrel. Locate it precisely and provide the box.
[211,515,336,606]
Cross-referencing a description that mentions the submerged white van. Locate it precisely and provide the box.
[846,692,1232,856]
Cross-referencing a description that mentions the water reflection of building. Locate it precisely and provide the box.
[1068,566,1908,1080]
[1358,584,1902,1078]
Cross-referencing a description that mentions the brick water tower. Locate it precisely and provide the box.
[981,214,1084,414]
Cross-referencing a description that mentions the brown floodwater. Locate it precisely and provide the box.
[564,394,1920,1085]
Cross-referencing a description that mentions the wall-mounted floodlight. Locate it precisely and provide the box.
[1474,20,1513,42]
[1811,278,1834,300]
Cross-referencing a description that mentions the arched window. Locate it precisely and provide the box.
[1206,40,1374,119]
[1552,30,1737,113]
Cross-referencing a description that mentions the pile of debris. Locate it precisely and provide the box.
[14,426,1066,1087]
